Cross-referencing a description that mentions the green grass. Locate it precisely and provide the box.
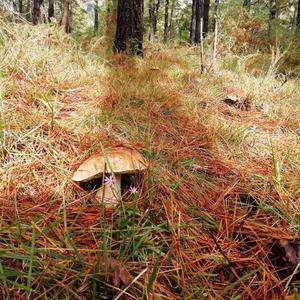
[0,16,300,299]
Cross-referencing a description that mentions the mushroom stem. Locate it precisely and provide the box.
[96,174,121,205]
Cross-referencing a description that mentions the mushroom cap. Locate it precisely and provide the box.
[72,147,148,182]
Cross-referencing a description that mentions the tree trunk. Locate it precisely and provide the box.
[48,0,54,22]
[105,0,117,52]
[94,0,99,35]
[19,0,23,13]
[12,0,18,12]
[149,0,155,41]
[190,0,204,44]
[32,0,43,25]
[297,0,300,27]
[203,0,210,36]
[25,0,31,21]
[113,0,144,56]
[212,0,219,68]
[61,0,72,33]
[190,0,196,43]
[149,0,160,41]
[168,0,176,39]
[155,0,160,33]
[163,0,169,43]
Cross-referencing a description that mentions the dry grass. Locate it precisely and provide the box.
[0,18,300,299]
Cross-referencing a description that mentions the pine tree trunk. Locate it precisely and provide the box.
[190,0,196,43]
[19,0,23,14]
[149,0,160,41]
[190,0,204,44]
[94,0,99,35]
[163,0,169,43]
[25,0,31,21]
[113,0,144,56]
[155,0,160,34]
[11,0,18,22]
[168,0,176,39]
[105,0,117,52]
[212,0,219,67]
[48,0,54,22]
[203,0,210,36]
[149,0,156,41]
[61,0,71,33]
[32,0,42,24]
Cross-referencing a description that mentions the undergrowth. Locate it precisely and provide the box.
[0,18,300,299]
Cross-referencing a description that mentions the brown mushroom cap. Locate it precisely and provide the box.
[72,147,148,182]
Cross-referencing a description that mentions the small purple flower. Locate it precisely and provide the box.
[104,175,114,187]
[129,186,138,194]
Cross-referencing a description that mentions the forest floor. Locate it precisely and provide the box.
[0,21,300,299]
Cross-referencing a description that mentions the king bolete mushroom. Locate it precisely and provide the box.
[72,147,148,205]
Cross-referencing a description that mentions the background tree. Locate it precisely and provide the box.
[25,0,31,21]
[105,0,117,53]
[168,0,176,39]
[18,0,23,14]
[149,0,160,41]
[203,0,210,36]
[113,0,144,56]
[163,0,177,42]
[212,0,219,67]
[94,0,99,35]
[61,0,71,33]
[164,0,169,43]
[32,0,42,24]
[48,0,54,22]
[190,0,204,44]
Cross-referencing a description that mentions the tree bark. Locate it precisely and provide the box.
[149,0,155,41]
[25,0,31,21]
[190,0,204,44]
[94,0,99,35]
[18,0,23,13]
[32,0,43,25]
[155,0,160,31]
[113,0,144,56]
[105,0,117,52]
[163,0,169,43]
[61,0,72,33]
[168,0,176,39]
[212,0,219,68]
[149,0,160,41]
[203,0,210,36]
[48,0,54,22]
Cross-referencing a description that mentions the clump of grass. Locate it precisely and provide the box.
[0,16,300,299]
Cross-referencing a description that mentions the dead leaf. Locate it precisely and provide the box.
[107,259,131,287]
[223,96,251,111]
[279,239,299,268]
